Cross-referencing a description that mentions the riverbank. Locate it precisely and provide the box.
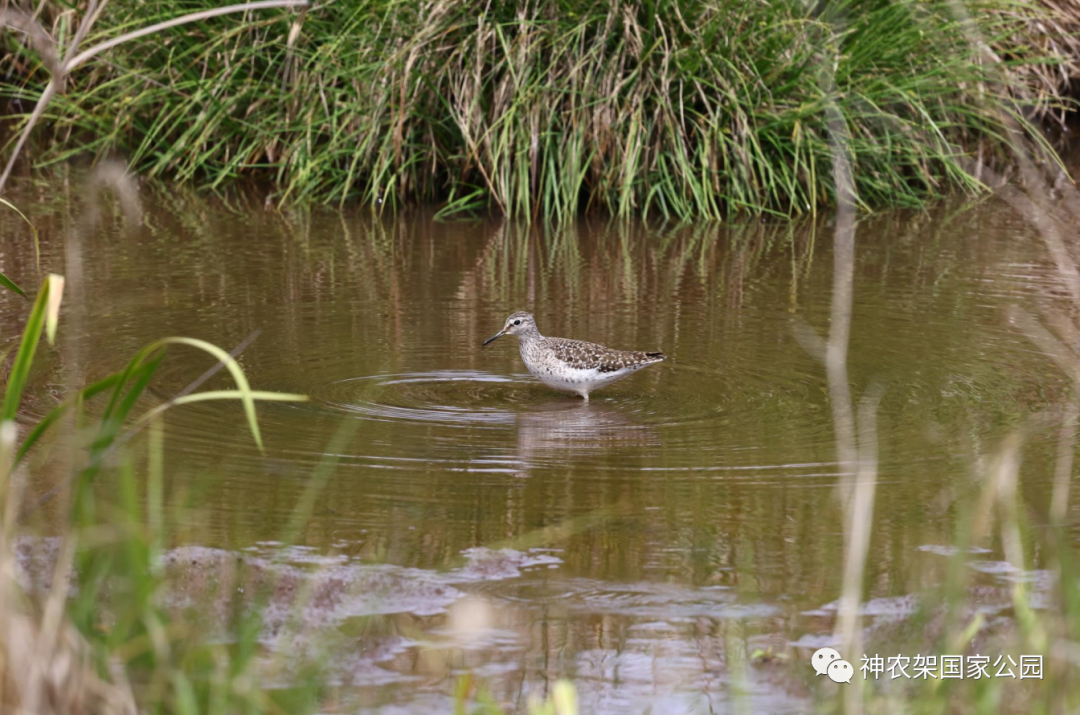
[2,0,1077,219]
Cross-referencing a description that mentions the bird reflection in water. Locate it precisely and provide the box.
[511,400,659,477]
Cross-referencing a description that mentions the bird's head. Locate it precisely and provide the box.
[482,311,538,346]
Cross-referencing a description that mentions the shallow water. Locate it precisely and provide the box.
[0,178,1074,712]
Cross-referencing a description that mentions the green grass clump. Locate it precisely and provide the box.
[0,0,1066,219]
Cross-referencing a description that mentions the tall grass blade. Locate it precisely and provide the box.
[1,277,53,422]
[157,337,268,451]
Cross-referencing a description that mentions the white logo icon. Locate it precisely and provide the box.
[812,647,842,676]
[828,659,854,683]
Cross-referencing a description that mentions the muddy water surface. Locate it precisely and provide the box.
[0,180,1072,713]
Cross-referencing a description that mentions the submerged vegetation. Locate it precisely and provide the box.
[0,0,1076,218]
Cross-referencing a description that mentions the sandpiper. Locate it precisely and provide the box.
[482,311,664,400]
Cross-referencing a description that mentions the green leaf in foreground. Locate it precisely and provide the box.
[18,369,305,482]
[157,337,273,452]
[0,270,25,298]
[2,277,54,422]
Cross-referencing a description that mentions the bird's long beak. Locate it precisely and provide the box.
[482,329,506,347]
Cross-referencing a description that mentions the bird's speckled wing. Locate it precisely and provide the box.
[543,337,664,373]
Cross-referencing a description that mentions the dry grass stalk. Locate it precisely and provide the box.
[0,421,137,715]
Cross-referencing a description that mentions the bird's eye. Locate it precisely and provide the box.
[514,319,521,325]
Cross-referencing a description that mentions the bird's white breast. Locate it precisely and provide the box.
[520,343,644,394]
